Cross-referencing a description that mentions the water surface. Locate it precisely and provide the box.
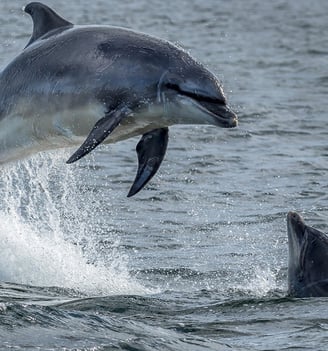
[1,0,328,350]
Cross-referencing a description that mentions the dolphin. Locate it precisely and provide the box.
[287,211,328,297]
[0,2,237,196]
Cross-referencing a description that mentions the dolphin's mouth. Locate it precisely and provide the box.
[164,82,238,128]
[177,94,238,128]
[198,100,238,128]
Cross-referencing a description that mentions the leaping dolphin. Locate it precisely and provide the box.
[0,2,237,196]
[287,211,328,297]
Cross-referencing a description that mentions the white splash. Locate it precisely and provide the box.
[237,266,279,297]
[0,151,149,296]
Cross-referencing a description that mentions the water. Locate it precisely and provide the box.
[1,0,328,350]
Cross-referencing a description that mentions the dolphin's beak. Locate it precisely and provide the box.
[208,103,238,128]
[287,211,306,295]
[163,72,238,128]
[287,211,306,245]
[190,98,238,128]
[287,211,307,278]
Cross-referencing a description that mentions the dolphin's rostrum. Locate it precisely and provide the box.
[0,2,237,196]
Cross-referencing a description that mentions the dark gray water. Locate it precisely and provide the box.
[1,0,328,350]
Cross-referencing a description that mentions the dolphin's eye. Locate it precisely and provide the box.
[166,83,226,105]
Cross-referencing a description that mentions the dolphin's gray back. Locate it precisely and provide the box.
[0,25,198,118]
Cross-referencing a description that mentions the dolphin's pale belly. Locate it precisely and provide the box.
[0,100,167,164]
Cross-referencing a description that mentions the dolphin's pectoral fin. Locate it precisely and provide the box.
[24,3,73,48]
[128,128,169,197]
[66,107,130,164]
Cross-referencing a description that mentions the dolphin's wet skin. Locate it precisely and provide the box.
[287,212,328,298]
[0,2,237,197]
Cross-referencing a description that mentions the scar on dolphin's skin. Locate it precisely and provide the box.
[287,212,328,297]
[0,2,237,196]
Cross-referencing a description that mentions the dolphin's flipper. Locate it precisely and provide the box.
[128,127,169,197]
[24,3,73,47]
[66,107,131,164]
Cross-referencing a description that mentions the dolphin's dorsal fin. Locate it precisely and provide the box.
[24,2,73,47]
